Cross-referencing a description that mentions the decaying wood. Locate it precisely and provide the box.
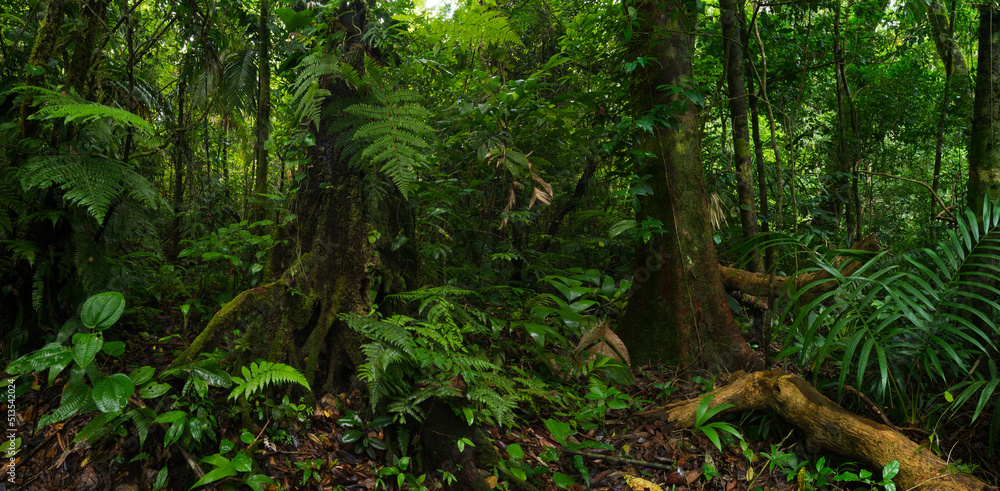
[639,371,993,491]
[720,233,880,303]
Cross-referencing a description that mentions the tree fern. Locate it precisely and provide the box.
[228,361,312,401]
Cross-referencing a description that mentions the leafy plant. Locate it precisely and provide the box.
[777,198,1000,436]
[190,438,277,491]
[343,286,539,426]
[337,409,392,458]
[692,393,741,451]
[228,360,311,403]
[8,293,136,429]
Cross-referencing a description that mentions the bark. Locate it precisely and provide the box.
[18,0,66,139]
[617,0,759,372]
[66,0,106,96]
[720,232,880,303]
[927,0,969,78]
[638,371,992,491]
[252,0,272,222]
[720,0,762,272]
[968,6,1000,210]
[166,76,188,259]
[171,0,385,396]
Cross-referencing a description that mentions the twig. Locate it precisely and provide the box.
[841,384,898,432]
[855,168,957,222]
[559,447,678,472]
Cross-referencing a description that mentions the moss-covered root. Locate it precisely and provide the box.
[168,281,287,370]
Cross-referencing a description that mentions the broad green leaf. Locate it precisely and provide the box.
[92,373,133,413]
[544,418,575,445]
[6,344,72,374]
[38,384,89,428]
[140,382,172,399]
[189,461,237,489]
[73,413,117,442]
[507,443,524,460]
[73,334,103,369]
[154,410,187,424]
[129,366,155,386]
[80,292,125,330]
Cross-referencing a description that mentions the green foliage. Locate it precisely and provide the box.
[6,293,136,429]
[776,199,1000,442]
[346,56,434,198]
[692,393,741,451]
[288,51,340,131]
[17,154,163,223]
[228,360,312,402]
[344,286,538,426]
[189,439,277,491]
[12,85,153,134]
[424,5,523,52]
[338,410,392,458]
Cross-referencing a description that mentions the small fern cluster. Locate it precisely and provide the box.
[343,287,530,426]
[229,360,312,402]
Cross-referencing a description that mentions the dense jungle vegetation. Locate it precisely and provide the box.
[2,0,1000,488]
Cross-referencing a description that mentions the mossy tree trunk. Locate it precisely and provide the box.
[968,5,1000,210]
[251,0,271,222]
[616,0,759,372]
[720,0,762,273]
[170,1,389,396]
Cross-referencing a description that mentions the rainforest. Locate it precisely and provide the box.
[1,0,999,489]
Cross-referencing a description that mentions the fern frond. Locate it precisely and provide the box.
[18,154,150,222]
[290,52,340,130]
[434,6,523,51]
[228,361,311,401]
[344,57,433,198]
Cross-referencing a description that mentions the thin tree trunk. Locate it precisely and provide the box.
[720,0,762,272]
[18,0,66,139]
[252,0,272,222]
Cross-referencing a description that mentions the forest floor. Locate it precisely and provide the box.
[6,316,992,491]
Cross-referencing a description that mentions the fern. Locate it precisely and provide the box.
[342,287,524,426]
[431,5,523,52]
[345,57,433,198]
[228,361,312,401]
[17,154,161,222]
[13,85,152,134]
[289,52,340,131]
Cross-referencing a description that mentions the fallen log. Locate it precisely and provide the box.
[638,371,994,491]
[720,233,881,303]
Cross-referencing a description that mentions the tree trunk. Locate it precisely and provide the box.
[927,0,968,79]
[18,0,65,139]
[170,1,381,395]
[617,0,759,372]
[166,76,188,259]
[252,0,271,222]
[639,371,991,491]
[720,0,762,272]
[968,5,1000,210]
